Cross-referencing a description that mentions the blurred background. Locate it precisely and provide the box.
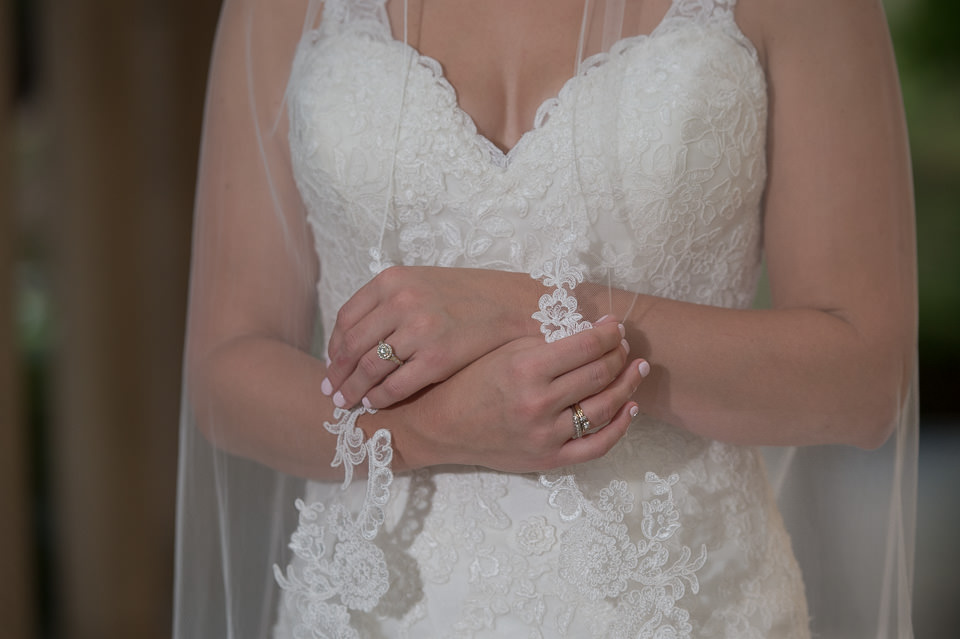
[1,0,957,637]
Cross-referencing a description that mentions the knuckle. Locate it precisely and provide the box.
[335,303,351,326]
[411,312,441,336]
[328,347,350,371]
[392,287,419,313]
[514,396,545,423]
[513,401,537,423]
[341,328,367,358]
[591,401,614,426]
[596,361,613,386]
[357,354,381,379]
[377,265,403,287]
[527,394,551,418]
[578,330,604,357]
[587,360,612,388]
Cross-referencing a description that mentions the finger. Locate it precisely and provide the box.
[333,334,409,408]
[325,308,399,392]
[546,335,631,407]
[550,357,648,445]
[534,322,626,379]
[360,358,444,409]
[326,277,383,359]
[551,401,637,468]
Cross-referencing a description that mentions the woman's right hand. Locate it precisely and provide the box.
[380,321,649,473]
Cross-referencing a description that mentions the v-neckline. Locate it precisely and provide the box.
[377,1,680,164]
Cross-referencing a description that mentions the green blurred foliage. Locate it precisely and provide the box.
[887,0,960,365]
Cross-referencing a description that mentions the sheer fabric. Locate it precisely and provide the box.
[174,0,917,637]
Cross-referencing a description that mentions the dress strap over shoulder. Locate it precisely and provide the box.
[317,0,390,38]
[666,0,737,23]
[660,0,754,53]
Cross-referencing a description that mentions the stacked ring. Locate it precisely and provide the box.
[376,340,404,366]
[571,403,591,439]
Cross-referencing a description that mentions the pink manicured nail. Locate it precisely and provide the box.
[325,354,331,367]
[362,396,373,410]
[638,360,651,378]
[618,323,626,338]
[629,404,640,418]
[621,339,630,355]
[597,314,611,324]
[321,378,333,396]
[333,391,346,408]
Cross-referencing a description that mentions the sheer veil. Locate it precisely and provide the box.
[174,0,918,636]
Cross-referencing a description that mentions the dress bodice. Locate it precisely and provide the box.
[275,1,811,637]
[287,0,767,334]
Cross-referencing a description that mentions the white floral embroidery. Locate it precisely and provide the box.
[273,500,388,638]
[274,409,394,634]
[560,518,640,600]
[531,255,593,343]
[516,516,558,556]
[546,472,707,636]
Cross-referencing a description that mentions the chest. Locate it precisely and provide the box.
[385,0,670,151]
[381,0,674,152]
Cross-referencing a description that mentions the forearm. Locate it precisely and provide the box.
[589,288,910,448]
[337,262,909,449]
[190,335,389,481]
[188,318,639,479]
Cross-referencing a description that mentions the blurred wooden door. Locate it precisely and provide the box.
[2,0,36,637]
[37,1,220,637]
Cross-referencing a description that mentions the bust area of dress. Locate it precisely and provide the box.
[274,0,812,636]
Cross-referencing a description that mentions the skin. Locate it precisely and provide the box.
[188,0,915,481]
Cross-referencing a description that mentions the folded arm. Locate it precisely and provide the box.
[185,0,646,480]
[324,0,915,450]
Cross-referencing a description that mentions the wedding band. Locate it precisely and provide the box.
[376,340,404,366]
[571,402,591,439]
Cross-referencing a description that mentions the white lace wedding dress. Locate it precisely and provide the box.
[273,0,812,636]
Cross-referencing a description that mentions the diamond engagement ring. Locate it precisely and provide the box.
[571,402,591,439]
[376,340,404,366]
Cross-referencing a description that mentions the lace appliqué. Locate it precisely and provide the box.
[274,409,395,637]
[531,255,593,343]
[543,472,708,638]
[530,251,711,635]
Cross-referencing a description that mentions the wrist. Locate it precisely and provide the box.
[360,396,426,474]
[515,271,550,337]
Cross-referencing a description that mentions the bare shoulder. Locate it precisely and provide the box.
[213,0,313,106]
[734,0,894,70]
[220,0,312,44]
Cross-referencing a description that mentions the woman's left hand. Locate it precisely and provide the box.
[323,266,546,409]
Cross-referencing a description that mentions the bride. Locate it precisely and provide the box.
[174,0,918,637]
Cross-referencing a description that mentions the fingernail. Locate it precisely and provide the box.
[618,323,625,338]
[362,396,372,410]
[629,404,640,418]
[638,360,651,378]
[333,391,346,408]
[597,314,611,324]
[321,378,333,396]
[325,354,331,367]
[621,339,630,355]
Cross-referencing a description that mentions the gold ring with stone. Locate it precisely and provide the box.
[376,340,404,366]
[571,402,591,439]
